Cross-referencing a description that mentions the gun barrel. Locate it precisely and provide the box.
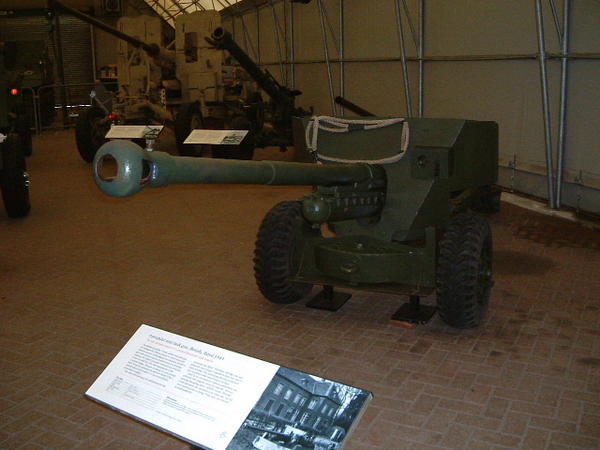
[207,27,292,107]
[334,96,374,117]
[49,0,170,62]
[93,140,385,198]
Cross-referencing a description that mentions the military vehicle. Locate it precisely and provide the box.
[50,1,310,163]
[92,115,500,328]
[204,27,309,157]
[0,42,31,218]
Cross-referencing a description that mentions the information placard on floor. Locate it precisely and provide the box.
[86,324,372,450]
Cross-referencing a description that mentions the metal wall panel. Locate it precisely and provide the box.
[0,13,94,105]
[221,0,600,214]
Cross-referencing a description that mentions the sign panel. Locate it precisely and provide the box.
[184,129,249,145]
[105,125,164,139]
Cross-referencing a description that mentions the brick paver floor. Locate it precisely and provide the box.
[1,130,599,449]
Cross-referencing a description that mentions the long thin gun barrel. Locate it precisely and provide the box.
[334,96,374,117]
[93,140,386,198]
[206,27,295,108]
[49,0,170,63]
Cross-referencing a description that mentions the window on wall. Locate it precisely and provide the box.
[284,389,292,400]
[285,407,295,419]
[299,397,306,407]
[274,383,283,395]
[275,404,284,416]
[308,399,318,410]
[293,393,301,403]
[300,413,310,424]
[264,399,274,412]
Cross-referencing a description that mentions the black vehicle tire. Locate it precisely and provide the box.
[75,106,108,163]
[16,114,32,157]
[254,201,316,304]
[212,115,255,160]
[470,185,501,214]
[175,102,203,156]
[436,213,493,328]
[1,133,30,218]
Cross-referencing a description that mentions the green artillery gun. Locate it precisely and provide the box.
[92,115,500,328]
[0,42,31,218]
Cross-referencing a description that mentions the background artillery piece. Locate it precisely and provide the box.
[0,42,31,218]
[50,1,309,163]
[92,114,500,329]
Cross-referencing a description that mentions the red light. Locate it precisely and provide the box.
[108,113,117,121]
[10,88,19,96]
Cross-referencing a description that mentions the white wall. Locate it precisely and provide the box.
[223,0,600,213]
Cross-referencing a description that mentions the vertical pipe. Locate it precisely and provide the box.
[269,0,286,84]
[317,0,337,115]
[394,0,412,117]
[418,0,424,117]
[256,6,261,65]
[290,0,296,89]
[339,0,345,115]
[53,12,68,126]
[90,24,97,81]
[556,0,570,207]
[534,0,556,209]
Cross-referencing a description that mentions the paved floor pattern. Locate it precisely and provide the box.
[1,131,599,449]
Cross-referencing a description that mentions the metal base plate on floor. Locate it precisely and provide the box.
[306,287,352,311]
[391,302,437,325]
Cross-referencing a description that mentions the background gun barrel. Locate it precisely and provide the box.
[334,96,375,117]
[93,140,385,198]
[208,27,293,107]
[49,0,167,61]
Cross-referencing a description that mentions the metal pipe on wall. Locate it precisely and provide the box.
[317,0,337,116]
[394,0,413,117]
[339,0,345,115]
[418,0,424,117]
[556,0,570,207]
[534,0,556,209]
[290,0,295,89]
[256,6,261,64]
[268,0,287,84]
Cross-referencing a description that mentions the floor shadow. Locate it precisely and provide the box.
[494,250,557,275]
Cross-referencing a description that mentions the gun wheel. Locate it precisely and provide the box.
[175,102,204,157]
[436,213,493,328]
[15,113,32,157]
[254,201,316,304]
[76,106,108,163]
[1,133,30,218]
[470,185,502,213]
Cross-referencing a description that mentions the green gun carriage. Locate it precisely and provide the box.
[93,115,499,328]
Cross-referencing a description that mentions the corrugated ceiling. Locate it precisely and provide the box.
[142,0,244,26]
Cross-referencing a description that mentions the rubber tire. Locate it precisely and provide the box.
[16,114,32,157]
[471,185,501,214]
[436,213,493,328]
[75,106,107,163]
[175,102,202,156]
[212,115,255,160]
[1,133,30,218]
[254,201,315,304]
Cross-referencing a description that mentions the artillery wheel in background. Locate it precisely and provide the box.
[254,201,316,304]
[75,106,108,163]
[15,113,32,157]
[436,213,492,328]
[212,115,255,160]
[1,133,30,218]
[175,102,203,157]
[470,185,501,213]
